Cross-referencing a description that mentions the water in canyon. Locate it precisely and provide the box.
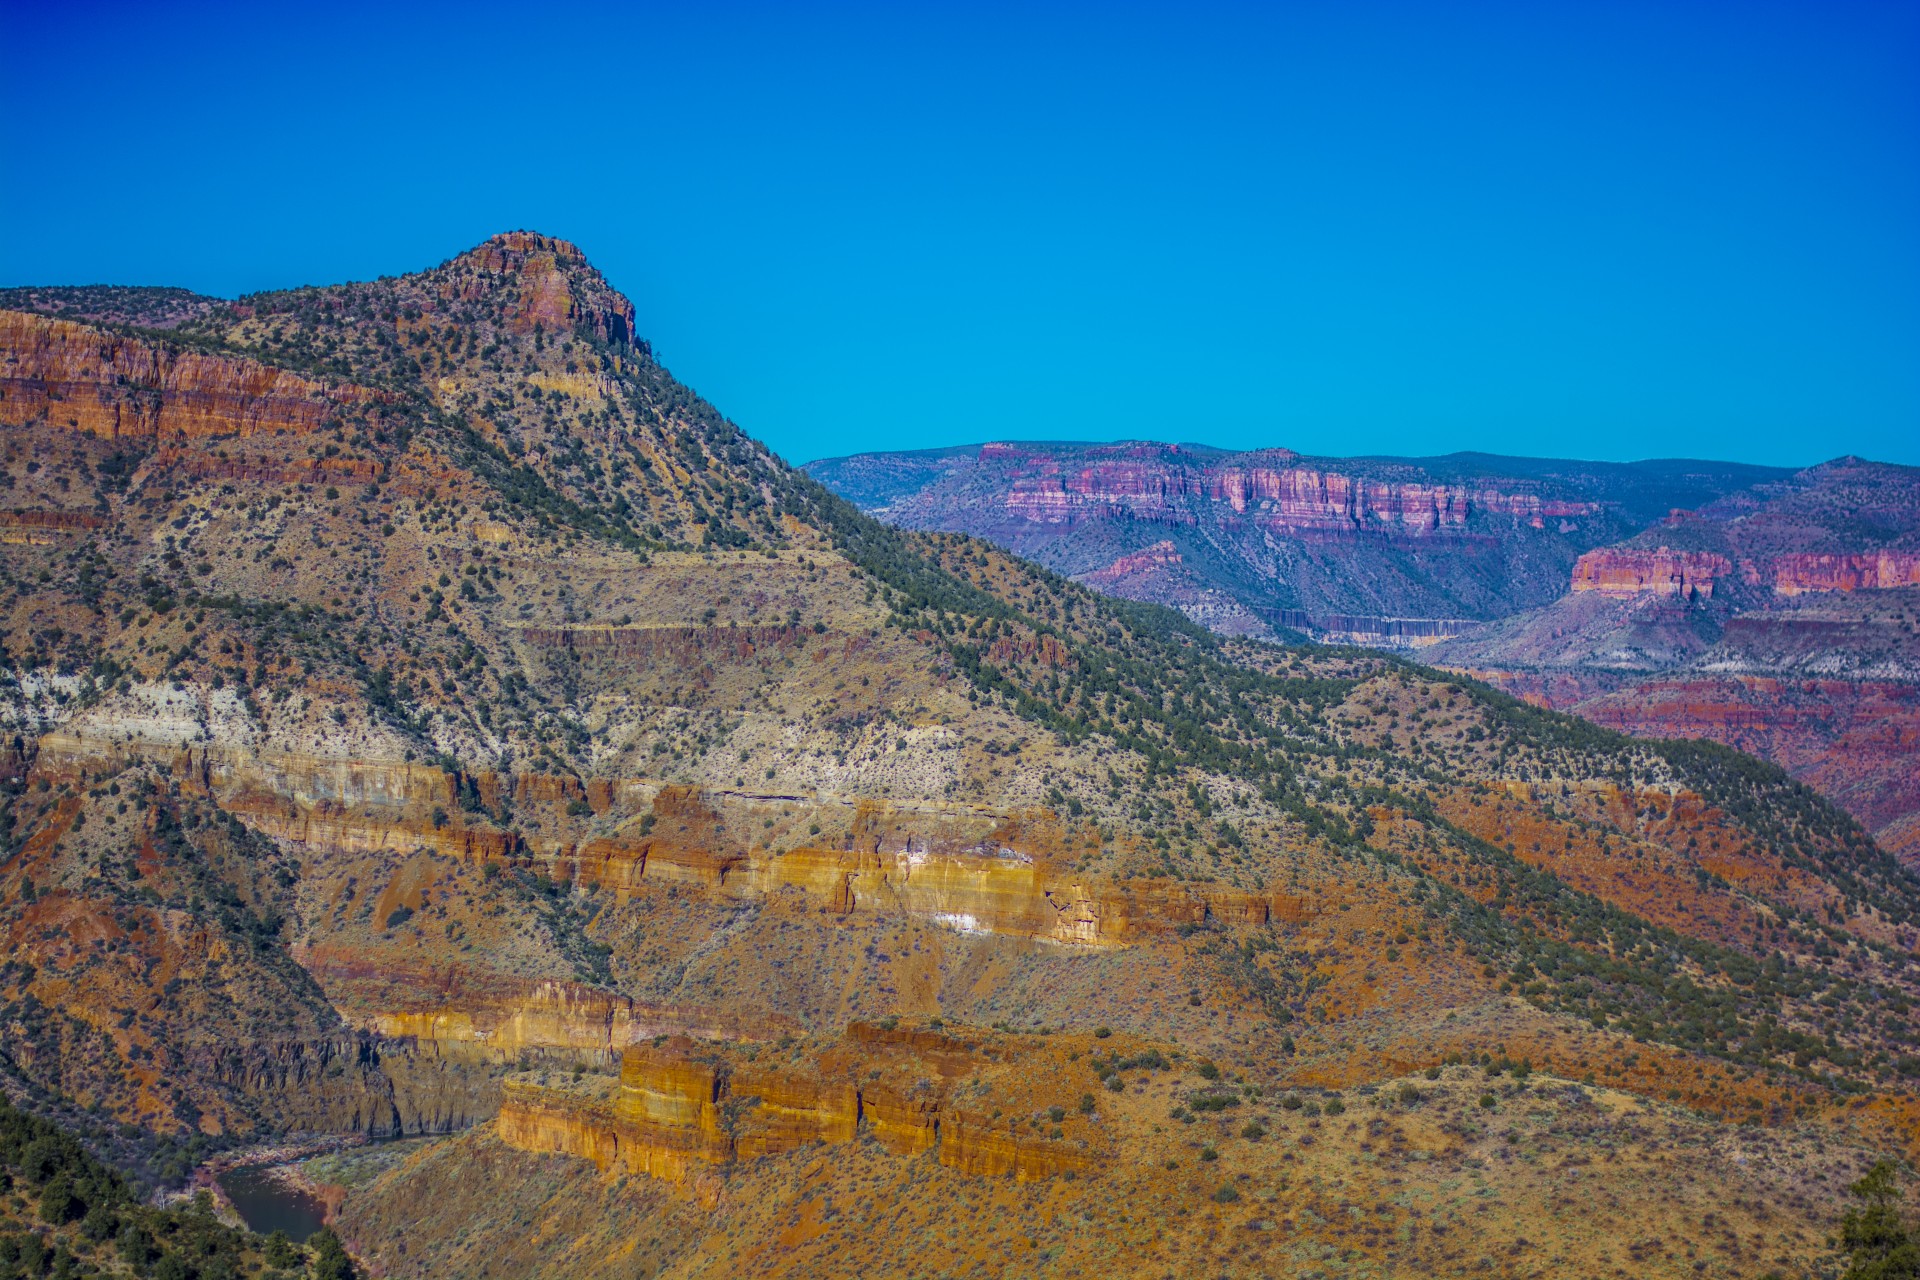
[216,1163,328,1243]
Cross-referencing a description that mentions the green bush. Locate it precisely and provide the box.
[1837,1159,1919,1280]
[1188,1091,1240,1112]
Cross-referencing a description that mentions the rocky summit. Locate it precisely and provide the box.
[2,235,1918,1279]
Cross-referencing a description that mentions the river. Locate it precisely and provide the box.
[215,1163,330,1243]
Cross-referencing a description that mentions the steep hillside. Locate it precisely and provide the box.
[1436,460,1920,858]
[806,441,1786,645]
[1,236,1915,1278]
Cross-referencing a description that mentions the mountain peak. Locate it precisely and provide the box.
[435,231,637,347]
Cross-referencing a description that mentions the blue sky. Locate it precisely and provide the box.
[4,1,1916,467]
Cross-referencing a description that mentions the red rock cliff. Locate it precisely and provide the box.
[0,310,385,441]
[985,444,1602,534]
[1082,540,1182,585]
[1771,551,1920,595]
[1570,547,1731,599]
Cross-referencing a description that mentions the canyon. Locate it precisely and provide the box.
[1,240,1916,1278]
[816,440,1920,866]
[808,441,1787,645]
[1434,457,1920,859]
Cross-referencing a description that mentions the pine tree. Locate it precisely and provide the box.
[1841,1160,1920,1280]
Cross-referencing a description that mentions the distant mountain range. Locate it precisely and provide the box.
[810,441,1920,857]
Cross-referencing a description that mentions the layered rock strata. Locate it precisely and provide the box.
[1570,547,1731,598]
[990,444,1602,533]
[495,1025,1099,1196]
[1771,551,1920,595]
[37,730,1307,945]
[0,309,384,441]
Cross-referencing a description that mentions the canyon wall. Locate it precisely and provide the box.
[1569,547,1731,599]
[1564,547,1920,600]
[34,720,1308,968]
[807,441,1799,641]
[495,1026,1099,1199]
[987,443,1601,534]
[0,309,383,441]
[1771,551,1920,595]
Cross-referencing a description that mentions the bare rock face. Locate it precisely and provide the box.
[0,310,384,441]
[1570,547,1731,599]
[1771,550,1920,595]
[1082,539,1182,586]
[449,232,638,348]
[495,1022,1100,1199]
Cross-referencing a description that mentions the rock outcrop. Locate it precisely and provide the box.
[0,309,383,441]
[1570,547,1730,598]
[35,725,1304,945]
[495,1024,1100,1197]
[1770,551,1920,595]
[1565,547,1919,601]
[1081,540,1182,585]
[0,509,109,544]
[451,232,638,348]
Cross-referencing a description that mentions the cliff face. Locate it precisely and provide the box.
[995,445,1602,534]
[1081,539,1181,585]
[1570,547,1731,598]
[440,231,637,348]
[809,441,1784,646]
[1566,548,1920,602]
[494,1024,1099,1198]
[0,309,382,441]
[1772,551,1920,595]
[34,717,1295,953]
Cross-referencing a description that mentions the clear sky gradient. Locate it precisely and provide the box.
[4,1,1916,467]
